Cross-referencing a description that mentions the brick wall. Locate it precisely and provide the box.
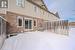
[6,12,25,34]
[6,11,46,33]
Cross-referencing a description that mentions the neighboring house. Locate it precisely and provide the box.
[0,0,68,35]
[69,22,75,28]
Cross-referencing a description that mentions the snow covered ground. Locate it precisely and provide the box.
[1,28,75,50]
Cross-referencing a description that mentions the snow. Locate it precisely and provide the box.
[1,28,75,50]
[0,35,6,49]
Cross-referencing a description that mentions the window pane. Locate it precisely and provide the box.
[25,20,28,29]
[34,6,36,12]
[16,0,25,7]
[29,20,32,29]
[34,20,36,26]
[18,18,22,26]
[0,0,8,8]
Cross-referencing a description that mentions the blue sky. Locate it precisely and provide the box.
[44,0,75,22]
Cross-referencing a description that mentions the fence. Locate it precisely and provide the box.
[44,20,69,35]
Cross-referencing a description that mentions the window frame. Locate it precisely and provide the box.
[34,5,38,13]
[17,16,23,27]
[24,18,33,30]
[34,20,37,27]
[16,0,25,8]
[0,0,8,8]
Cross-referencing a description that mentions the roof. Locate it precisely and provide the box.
[28,0,48,10]
[55,12,60,18]
[27,0,59,18]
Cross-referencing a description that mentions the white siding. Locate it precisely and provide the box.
[0,0,59,21]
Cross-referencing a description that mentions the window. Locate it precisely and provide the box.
[0,0,8,8]
[17,16,23,27]
[29,20,32,29]
[25,19,28,29]
[34,20,36,26]
[24,19,32,29]
[18,18,22,26]
[34,6,37,12]
[34,6,38,13]
[16,0,25,7]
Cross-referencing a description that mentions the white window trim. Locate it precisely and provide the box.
[16,0,25,8]
[34,5,39,13]
[0,0,8,8]
[17,16,23,27]
[34,19,37,27]
[24,17,33,31]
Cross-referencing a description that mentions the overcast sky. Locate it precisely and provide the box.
[44,0,75,22]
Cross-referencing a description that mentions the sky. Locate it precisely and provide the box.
[44,0,75,22]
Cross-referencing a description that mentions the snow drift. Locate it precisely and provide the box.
[1,28,75,50]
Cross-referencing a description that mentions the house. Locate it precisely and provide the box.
[69,22,75,28]
[0,0,69,35]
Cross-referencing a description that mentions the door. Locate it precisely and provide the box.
[24,19,32,30]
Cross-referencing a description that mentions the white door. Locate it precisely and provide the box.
[24,19,33,31]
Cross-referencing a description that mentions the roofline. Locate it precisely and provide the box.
[27,0,59,18]
[41,0,48,10]
[56,16,60,18]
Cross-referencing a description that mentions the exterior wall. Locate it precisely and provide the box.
[37,18,45,31]
[6,11,33,34]
[0,0,61,34]
[6,11,52,33]
[6,11,46,34]
[6,12,21,34]
[0,0,59,21]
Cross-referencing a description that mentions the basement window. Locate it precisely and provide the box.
[34,20,36,26]
[17,16,23,27]
[18,18,22,26]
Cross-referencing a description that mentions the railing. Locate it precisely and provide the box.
[0,16,6,49]
[37,20,69,35]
